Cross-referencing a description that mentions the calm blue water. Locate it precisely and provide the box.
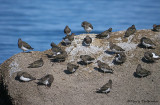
[0,0,160,63]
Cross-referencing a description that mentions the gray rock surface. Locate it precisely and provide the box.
[0,29,160,105]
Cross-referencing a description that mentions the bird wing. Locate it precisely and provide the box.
[22,41,33,49]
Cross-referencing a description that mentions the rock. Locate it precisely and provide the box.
[0,29,160,105]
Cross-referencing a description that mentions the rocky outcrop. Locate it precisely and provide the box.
[0,29,160,105]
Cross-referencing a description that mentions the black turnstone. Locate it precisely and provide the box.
[81,21,93,33]
[109,42,125,53]
[140,37,156,48]
[67,63,79,73]
[52,50,67,62]
[135,64,151,77]
[143,51,160,62]
[97,60,113,73]
[114,52,126,64]
[16,71,36,82]
[124,25,136,38]
[96,28,112,39]
[153,24,160,32]
[38,74,54,87]
[64,25,71,35]
[28,58,44,68]
[18,38,34,52]
[96,79,112,94]
[63,33,75,45]
[82,35,92,46]
[51,42,63,56]
[80,55,95,65]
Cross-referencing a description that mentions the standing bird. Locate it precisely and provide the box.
[97,60,113,73]
[135,64,151,77]
[153,24,160,32]
[143,51,160,63]
[124,25,136,38]
[140,37,156,48]
[64,25,71,36]
[80,55,95,65]
[16,71,36,82]
[51,42,63,56]
[96,28,112,39]
[28,58,44,68]
[63,33,75,45]
[18,38,34,52]
[37,74,54,87]
[109,42,125,53]
[67,63,79,73]
[114,52,126,64]
[81,21,93,33]
[96,79,112,94]
[82,35,92,46]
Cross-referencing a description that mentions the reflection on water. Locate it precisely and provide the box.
[0,0,160,63]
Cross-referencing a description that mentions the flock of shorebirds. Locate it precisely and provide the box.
[16,21,160,94]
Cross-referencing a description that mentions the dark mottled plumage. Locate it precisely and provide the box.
[67,63,79,73]
[63,33,75,45]
[28,58,44,68]
[80,55,95,65]
[64,25,71,35]
[140,37,156,48]
[143,51,160,62]
[51,42,63,56]
[153,24,160,32]
[16,71,36,82]
[38,74,54,87]
[52,51,67,62]
[114,52,126,64]
[97,60,113,73]
[124,25,136,37]
[97,80,112,94]
[96,28,112,39]
[83,35,92,46]
[81,21,93,33]
[136,64,151,77]
[18,38,34,52]
[109,42,125,53]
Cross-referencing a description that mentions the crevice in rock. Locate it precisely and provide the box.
[0,80,13,105]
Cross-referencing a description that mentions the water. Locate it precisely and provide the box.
[0,0,160,63]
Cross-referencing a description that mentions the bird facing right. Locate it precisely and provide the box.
[96,79,112,94]
[18,38,34,52]
[37,74,54,87]
[97,60,113,73]
[124,25,136,38]
[96,28,112,39]
[67,63,79,73]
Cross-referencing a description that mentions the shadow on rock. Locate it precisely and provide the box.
[64,70,73,74]
[105,50,115,55]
